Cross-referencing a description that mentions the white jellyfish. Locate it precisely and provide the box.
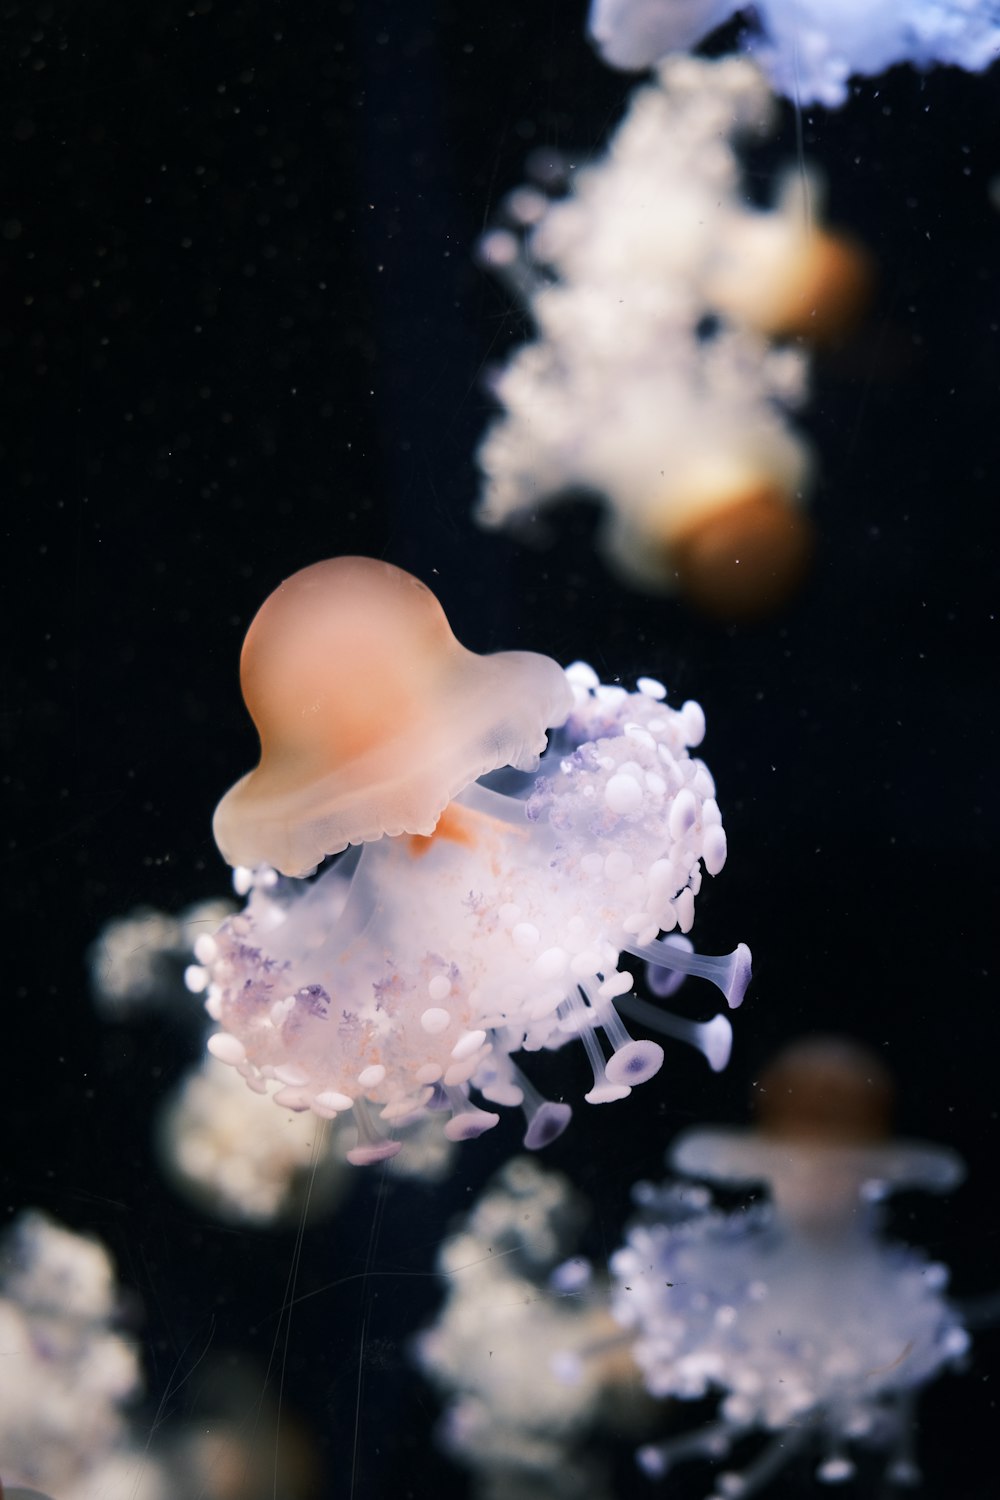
[194,557,749,1164]
[475,56,872,617]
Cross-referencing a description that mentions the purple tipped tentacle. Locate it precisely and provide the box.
[346,1097,403,1167]
[512,1063,573,1150]
[627,937,752,1009]
[617,993,733,1073]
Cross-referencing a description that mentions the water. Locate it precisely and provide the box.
[3,2,998,1496]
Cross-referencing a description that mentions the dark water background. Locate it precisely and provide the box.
[2,1,998,1496]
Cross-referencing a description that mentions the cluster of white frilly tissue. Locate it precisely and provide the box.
[88,898,233,1021]
[588,0,1000,107]
[475,56,811,584]
[191,663,730,1140]
[415,1157,638,1500]
[0,1212,167,1500]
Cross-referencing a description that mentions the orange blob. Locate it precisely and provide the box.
[405,800,482,858]
[761,229,874,344]
[668,485,814,620]
[213,557,572,876]
[755,1036,894,1146]
[709,171,875,346]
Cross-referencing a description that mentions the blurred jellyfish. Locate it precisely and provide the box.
[608,1037,969,1495]
[155,1055,351,1226]
[476,56,872,617]
[588,0,1000,107]
[0,1211,169,1500]
[163,1357,324,1500]
[415,1157,650,1500]
[156,1052,455,1225]
[88,898,233,1021]
[0,1212,324,1500]
[194,557,749,1165]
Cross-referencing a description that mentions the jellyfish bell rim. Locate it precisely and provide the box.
[670,1125,966,1200]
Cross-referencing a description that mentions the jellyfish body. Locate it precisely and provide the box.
[213,556,574,876]
[475,57,871,617]
[588,0,1000,107]
[198,563,749,1164]
[609,1038,969,1493]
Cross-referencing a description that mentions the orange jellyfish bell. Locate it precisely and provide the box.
[709,170,875,346]
[631,433,815,620]
[213,556,573,877]
[668,483,815,620]
[754,1034,894,1146]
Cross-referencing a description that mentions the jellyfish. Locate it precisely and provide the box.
[88,898,234,1022]
[415,1157,650,1500]
[0,1211,163,1499]
[194,557,750,1165]
[608,1037,969,1496]
[0,1210,322,1500]
[587,0,1000,107]
[475,57,871,617]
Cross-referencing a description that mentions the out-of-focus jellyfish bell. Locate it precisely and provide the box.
[213,557,573,876]
[707,172,873,346]
[674,1034,964,1236]
[655,458,815,622]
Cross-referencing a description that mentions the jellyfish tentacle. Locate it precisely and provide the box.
[628,937,752,1008]
[345,1098,403,1167]
[618,994,733,1072]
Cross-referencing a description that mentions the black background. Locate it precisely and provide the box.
[2,1,998,1496]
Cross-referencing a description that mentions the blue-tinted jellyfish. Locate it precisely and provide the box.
[194,558,749,1164]
[609,1036,969,1496]
[588,0,1000,107]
